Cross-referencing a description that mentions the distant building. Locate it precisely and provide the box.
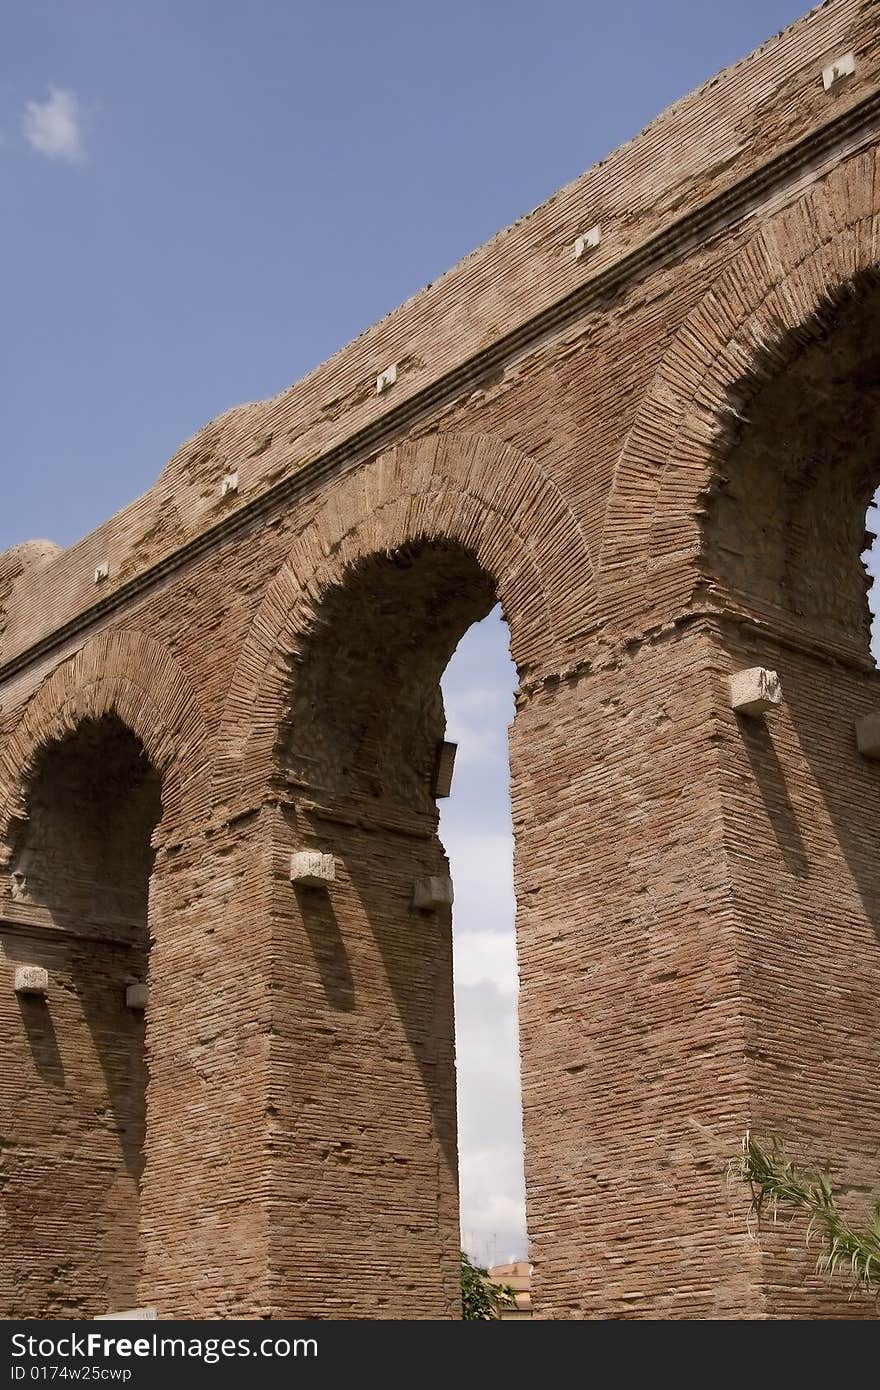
[487,1261,532,1320]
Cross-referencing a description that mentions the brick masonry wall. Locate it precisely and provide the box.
[718,629,880,1318]
[0,930,147,1317]
[512,632,765,1318]
[1,0,880,1318]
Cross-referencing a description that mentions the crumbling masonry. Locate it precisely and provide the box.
[2,0,880,1319]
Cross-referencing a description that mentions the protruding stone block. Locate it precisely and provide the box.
[125,982,149,1011]
[15,965,48,996]
[376,363,398,394]
[290,850,336,888]
[221,471,239,497]
[822,52,855,90]
[574,225,601,259]
[855,712,880,761]
[728,667,781,717]
[432,741,457,799]
[94,561,110,583]
[413,876,454,911]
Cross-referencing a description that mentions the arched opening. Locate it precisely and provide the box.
[708,275,880,656]
[283,543,496,808]
[702,273,880,1316]
[3,714,161,1316]
[274,540,525,1316]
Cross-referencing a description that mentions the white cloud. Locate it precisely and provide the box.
[22,87,85,163]
[444,683,513,770]
[445,832,524,1260]
[459,1163,527,1269]
[454,927,518,994]
[455,978,526,1264]
[444,828,515,937]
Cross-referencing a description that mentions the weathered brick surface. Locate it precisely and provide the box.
[2,0,880,1318]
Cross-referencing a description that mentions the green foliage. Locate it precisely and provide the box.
[460,1251,517,1320]
[737,1132,880,1295]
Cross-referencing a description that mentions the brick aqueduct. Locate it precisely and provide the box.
[2,0,880,1321]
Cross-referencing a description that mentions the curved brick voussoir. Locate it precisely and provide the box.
[212,430,594,816]
[599,147,880,634]
[0,629,210,857]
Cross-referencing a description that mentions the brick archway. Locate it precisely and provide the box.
[599,150,880,631]
[0,628,209,855]
[213,430,593,814]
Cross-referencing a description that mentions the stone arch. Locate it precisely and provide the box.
[213,430,593,813]
[0,628,209,857]
[599,148,880,631]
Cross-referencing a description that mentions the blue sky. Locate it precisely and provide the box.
[2,0,813,551]
[4,0,860,1265]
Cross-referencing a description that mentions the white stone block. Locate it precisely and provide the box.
[94,561,110,583]
[376,363,398,394]
[290,850,336,888]
[728,667,781,717]
[125,982,149,1011]
[221,471,239,497]
[413,876,454,911]
[574,225,601,259]
[822,52,855,91]
[855,712,880,760]
[15,965,48,996]
[432,741,457,799]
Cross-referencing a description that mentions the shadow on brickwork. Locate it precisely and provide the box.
[294,882,356,1012]
[15,989,65,1086]
[738,719,809,880]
